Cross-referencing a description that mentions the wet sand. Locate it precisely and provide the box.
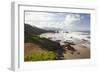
[63,45,90,59]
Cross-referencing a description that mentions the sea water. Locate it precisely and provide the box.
[40,31,90,48]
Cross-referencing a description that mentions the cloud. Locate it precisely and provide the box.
[25,12,65,28]
[25,12,86,31]
[25,12,52,21]
[64,14,80,24]
[58,14,81,31]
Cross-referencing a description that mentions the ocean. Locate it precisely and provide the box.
[40,31,90,49]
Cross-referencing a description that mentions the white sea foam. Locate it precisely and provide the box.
[40,31,90,48]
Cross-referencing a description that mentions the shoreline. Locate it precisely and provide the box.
[63,44,90,59]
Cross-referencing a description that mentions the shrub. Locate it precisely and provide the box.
[24,51,56,61]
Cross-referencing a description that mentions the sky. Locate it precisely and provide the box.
[25,11,90,32]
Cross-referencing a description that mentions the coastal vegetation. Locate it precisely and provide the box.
[24,24,64,61]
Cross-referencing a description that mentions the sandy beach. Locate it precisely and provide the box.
[63,44,90,59]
